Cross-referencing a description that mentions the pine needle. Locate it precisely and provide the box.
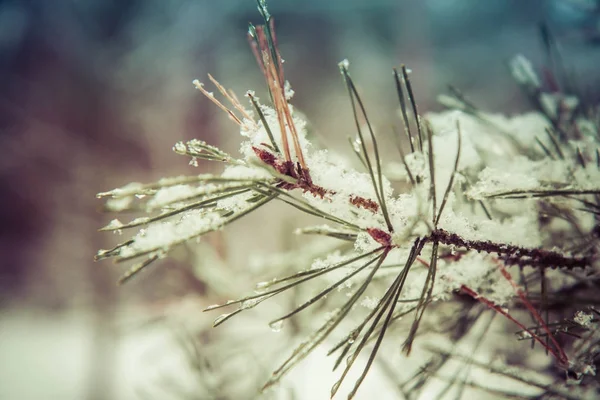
[340,62,394,232]
[436,123,462,226]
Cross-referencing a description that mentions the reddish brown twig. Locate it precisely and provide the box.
[350,195,379,213]
[493,258,569,366]
[460,283,568,367]
[428,229,589,270]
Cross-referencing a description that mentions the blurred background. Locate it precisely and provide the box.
[1,0,600,399]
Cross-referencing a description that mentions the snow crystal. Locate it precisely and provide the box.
[353,232,380,253]
[573,311,594,327]
[284,80,295,100]
[173,141,186,153]
[360,296,379,310]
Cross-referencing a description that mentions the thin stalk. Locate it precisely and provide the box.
[401,65,424,152]
[435,124,462,226]
[393,67,415,153]
[340,63,394,232]
[247,92,280,153]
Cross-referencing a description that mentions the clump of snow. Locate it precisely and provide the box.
[239,104,311,163]
[427,109,549,156]
[216,191,256,213]
[173,141,187,153]
[466,157,571,200]
[118,210,223,259]
[221,165,272,181]
[284,81,295,100]
[509,54,540,88]
[436,252,515,305]
[403,152,428,181]
[302,149,389,228]
[573,311,594,327]
[146,185,203,211]
[97,182,144,198]
[105,196,134,212]
[573,166,600,190]
[353,232,380,253]
[102,219,124,235]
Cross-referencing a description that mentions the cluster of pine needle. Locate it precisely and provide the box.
[97,1,599,399]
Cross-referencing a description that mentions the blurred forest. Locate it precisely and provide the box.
[1,0,600,399]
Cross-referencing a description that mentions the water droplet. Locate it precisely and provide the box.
[262,375,281,393]
[256,281,270,289]
[269,320,284,332]
[331,380,342,397]
[213,313,231,327]
[348,330,359,344]
[241,298,259,308]
[346,354,353,366]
